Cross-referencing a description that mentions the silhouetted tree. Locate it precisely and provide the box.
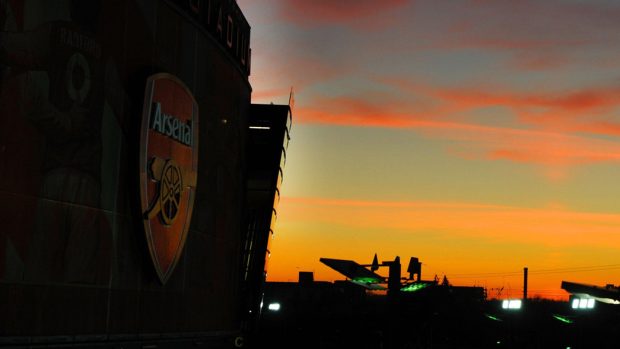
[441,275,450,287]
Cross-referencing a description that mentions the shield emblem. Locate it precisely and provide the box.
[139,73,199,284]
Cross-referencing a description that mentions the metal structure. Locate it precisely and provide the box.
[242,103,293,332]
[320,254,433,294]
[561,281,620,305]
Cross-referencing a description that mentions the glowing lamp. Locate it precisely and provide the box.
[267,302,281,311]
[501,299,522,310]
[571,297,594,309]
[401,282,430,292]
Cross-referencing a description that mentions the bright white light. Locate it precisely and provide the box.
[267,302,281,311]
[249,126,271,130]
[572,297,595,309]
[579,299,587,308]
[509,300,522,309]
[502,299,521,310]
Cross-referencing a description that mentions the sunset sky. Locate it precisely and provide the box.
[238,0,620,299]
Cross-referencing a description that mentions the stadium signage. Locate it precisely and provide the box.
[169,0,251,75]
[150,102,193,146]
[139,73,199,284]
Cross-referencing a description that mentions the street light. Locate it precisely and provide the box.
[267,302,281,311]
[501,299,522,310]
[571,298,594,309]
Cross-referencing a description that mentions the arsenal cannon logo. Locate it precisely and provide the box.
[139,73,199,284]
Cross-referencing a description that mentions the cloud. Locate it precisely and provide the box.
[243,0,620,177]
[382,77,620,134]
[382,77,620,116]
[251,88,290,101]
[292,83,620,177]
[437,0,620,50]
[278,0,410,27]
[508,52,570,71]
[436,87,620,113]
[387,0,620,73]
[299,81,620,132]
[430,84,620,137]
[250,53,347,104]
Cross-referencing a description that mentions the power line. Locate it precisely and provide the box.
[446,263,620,279]
[530,263,620,272]
[530,264,620,275]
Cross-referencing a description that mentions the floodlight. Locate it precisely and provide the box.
[501,299,521,310]
[353,277,381,284]
[267,302,281,311]
[571,297,595,309]
[401,282,429,293]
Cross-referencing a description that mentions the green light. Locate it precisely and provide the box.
[352,277,381,284]
[553,314,573,324]
[484,313,502,322]
[401,283,429,292]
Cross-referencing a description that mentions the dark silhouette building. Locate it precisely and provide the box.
[0,0,290,347]
[241,103,292,334]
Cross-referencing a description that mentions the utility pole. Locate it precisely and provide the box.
[523,267,528,300]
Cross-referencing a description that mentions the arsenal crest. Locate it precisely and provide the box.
[139,73,199,284]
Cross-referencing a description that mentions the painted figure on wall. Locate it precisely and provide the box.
[0,0,111,284]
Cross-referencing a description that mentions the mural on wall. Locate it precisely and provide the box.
[0,0,253,338]
[0,0,246,287]
[0,0,122,285]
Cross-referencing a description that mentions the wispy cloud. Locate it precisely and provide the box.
[434,85,620,114]
[294,82,620,178]
[277,0,410,28]
[428,0,620,50]
[250,53,348,103]
[508,52,570,71]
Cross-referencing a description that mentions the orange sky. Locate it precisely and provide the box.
[239,0,620,300]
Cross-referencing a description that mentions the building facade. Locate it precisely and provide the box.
[0,0,287,347]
